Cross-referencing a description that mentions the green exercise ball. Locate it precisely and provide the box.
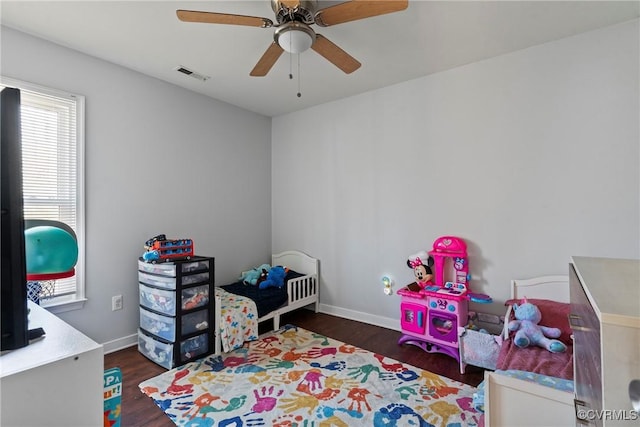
[24,226,78,274]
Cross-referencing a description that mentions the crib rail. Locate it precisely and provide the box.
[287,274,318,306]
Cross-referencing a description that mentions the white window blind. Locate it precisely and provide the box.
[1,78,85,307]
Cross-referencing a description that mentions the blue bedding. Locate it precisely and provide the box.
[220,270,304,317]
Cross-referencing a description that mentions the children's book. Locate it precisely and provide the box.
[103,367,122,427]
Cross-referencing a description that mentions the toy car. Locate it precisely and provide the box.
[144,234,167,250]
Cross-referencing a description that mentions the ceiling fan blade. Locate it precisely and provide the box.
[176,10,273,28]
[250,42,285,76]
[311,34,361,74]
[315,0,408,27]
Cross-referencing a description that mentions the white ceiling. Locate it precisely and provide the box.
[1,1,638,117]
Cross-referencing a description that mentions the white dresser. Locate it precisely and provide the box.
[0,301,104,426]
[570,257,640,426]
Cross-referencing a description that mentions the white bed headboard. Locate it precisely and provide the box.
[511,275,570,303]
[272,250,319,277]
[501,275,570,340]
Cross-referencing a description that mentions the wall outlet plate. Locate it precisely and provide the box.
[112,295,123,311]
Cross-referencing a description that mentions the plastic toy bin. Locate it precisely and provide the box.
[181,284,210,311]
[139,283,176,316]
[138,260,179,276]
[182,309,209,335]
[139,307,175,342]
[138,271,177,290]
[181,272,210,286]
[180,333,209,363]
[139,271,210,289]
[180,259,211,274]
[138,258,211,276]
[138,329,174,370]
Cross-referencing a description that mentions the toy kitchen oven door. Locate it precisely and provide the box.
[426,284,469,348]
[398,283,469,372]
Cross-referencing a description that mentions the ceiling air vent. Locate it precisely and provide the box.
[175,66,210,82]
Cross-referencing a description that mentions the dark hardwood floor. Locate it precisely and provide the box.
[104,311,485,426]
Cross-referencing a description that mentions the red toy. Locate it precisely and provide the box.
[142,234,194,263]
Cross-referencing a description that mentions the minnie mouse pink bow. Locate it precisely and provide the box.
[409,258,423,268]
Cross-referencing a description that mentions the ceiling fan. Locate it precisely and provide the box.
[176,0,409,77]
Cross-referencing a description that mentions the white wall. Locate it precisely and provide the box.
[1,27,273,348]
[272,20,640,330]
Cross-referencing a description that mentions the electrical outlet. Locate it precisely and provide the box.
[112,295,123,311]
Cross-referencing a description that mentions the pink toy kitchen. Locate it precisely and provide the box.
[398,236,491,373]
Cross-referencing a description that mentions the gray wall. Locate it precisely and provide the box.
[271,19,640,329]
[2,18,638,346]
[1,27,273,347]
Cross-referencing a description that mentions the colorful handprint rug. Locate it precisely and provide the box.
[139,325,481,427]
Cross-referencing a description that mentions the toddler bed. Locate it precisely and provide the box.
[213,250,319,354]
[482,275,575,427]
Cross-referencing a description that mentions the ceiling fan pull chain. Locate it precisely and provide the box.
[289,50,293,80]
[297,53,302,98]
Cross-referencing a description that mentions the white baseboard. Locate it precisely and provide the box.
[102,333,137,354]
[318,303,400,332]
[102,306,399,355]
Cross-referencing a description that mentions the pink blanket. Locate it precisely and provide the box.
[499,298,574,380]
[496,340,573,380]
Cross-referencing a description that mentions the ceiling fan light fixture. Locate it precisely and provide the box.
[275,22,315,54]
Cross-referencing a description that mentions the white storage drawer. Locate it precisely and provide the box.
[138,329,174,370]
[138,329,210,369]
[138,271,177,290]
[139,270,210,290]
[139,283,176,316]
[138,258,211,277]
[139,307,175,342]
[140,306,210,342]
[138,260,178,276]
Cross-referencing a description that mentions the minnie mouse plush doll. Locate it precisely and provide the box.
[407,251,435,289]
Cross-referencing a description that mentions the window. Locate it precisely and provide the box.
[1,77,85,313]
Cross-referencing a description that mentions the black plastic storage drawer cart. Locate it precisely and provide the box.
[137,256,215,369]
